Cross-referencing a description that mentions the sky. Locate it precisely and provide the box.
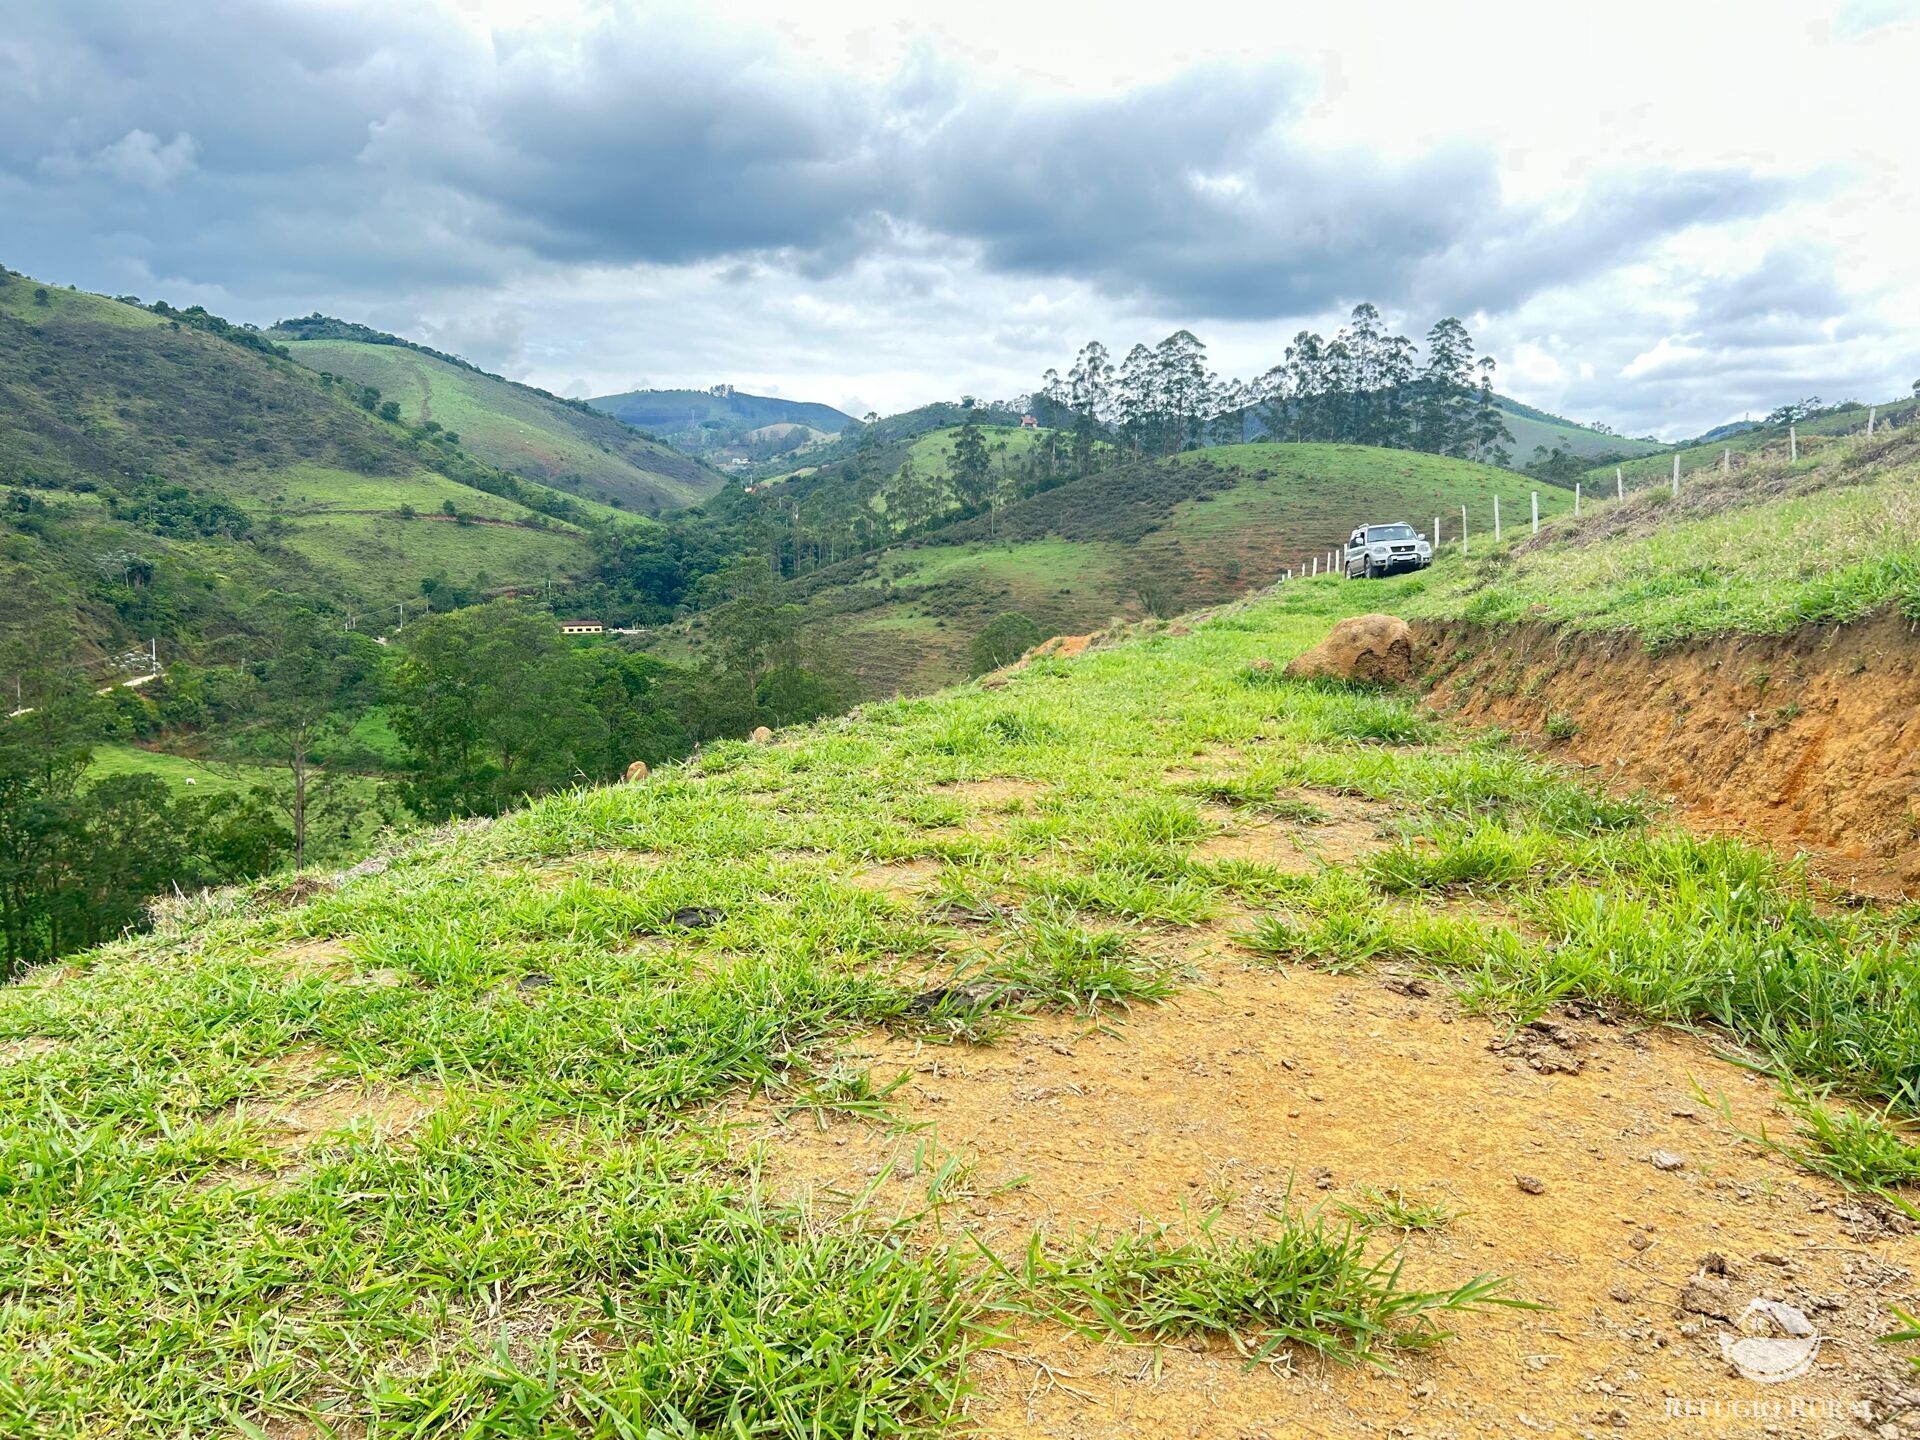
[2,0,1916,440]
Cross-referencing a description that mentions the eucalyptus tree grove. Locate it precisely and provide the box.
[1039,306,1513,464]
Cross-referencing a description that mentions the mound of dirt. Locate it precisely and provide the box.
[1284,613,1419,684]
[1025,633,1094,663]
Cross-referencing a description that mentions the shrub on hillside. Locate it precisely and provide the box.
[970,610,1044,675]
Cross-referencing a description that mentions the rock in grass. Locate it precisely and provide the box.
[624,760,650,782]
[1650,1150,1687,1171]
[749,726,774,744]
[1283,614,1419,685]
[666,906,724,929]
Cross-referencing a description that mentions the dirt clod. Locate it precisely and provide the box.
[1516,1174,1548,1194]
[1284,613,1420,684]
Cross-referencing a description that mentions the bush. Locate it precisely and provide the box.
[970,610,1044,675]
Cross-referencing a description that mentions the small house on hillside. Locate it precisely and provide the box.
[1020,414,1038,428]
[559,618,605,636]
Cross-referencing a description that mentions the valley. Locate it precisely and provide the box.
[6,270,1920,1440]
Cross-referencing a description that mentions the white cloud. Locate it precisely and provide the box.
[2,0,1914,433]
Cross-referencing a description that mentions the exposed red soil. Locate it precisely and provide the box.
[1417,614,1920,897]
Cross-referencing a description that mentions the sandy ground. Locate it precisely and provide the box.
[732,908,1920,1438]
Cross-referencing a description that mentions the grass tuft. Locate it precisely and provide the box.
[1008,1207,1528,1370]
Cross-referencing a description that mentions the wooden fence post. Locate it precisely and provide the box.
[1531,491,1540,534]
[1616,466,1624,500]
[1493,496,1501,542]
[1460,504,1468,557]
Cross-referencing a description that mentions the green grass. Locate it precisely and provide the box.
[280,510,590,600]
[278,339,717,512]
[791,442,1570,697]
[5,578,1919,1433]
[88,742,274,796]
[1010,1207,1523,1369]
[1585,394,1915,493]
[1493,398,1660,466]
[1730,1081,1920,1193]
[1407,428,1920,644]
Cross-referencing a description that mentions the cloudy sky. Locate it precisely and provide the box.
[3,0,1916,438]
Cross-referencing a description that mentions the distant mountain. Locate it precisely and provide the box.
[1696,420,1763,443]
[271,317,719,513]
[588,387,854,463]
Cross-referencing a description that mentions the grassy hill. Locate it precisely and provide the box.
[0,271,632,666]
[1585,395,1920,495]
[1411,422,1920,644]
[4,559,1915,1434]
[272,321,719,514]
[1492,395,1660,464]
[736,442,1572,695]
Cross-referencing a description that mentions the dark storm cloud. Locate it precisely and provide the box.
[0,0,1807,327]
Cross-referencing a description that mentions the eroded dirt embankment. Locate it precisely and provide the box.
[1417,612,1920,895]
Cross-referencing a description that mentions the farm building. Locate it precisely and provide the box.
[559,618,605,636]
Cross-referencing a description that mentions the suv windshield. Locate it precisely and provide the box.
[1366,524,1416,542]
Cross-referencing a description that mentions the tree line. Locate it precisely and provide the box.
[1035,305,1515,465]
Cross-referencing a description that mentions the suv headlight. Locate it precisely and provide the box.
[1371,545,1390,556]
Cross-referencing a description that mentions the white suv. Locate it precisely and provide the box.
[1344,522,1431,578]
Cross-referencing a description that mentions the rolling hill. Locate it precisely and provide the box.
[0,270,632,667]
[1489,395,1661,464]
[692,442,1574,695]
[270,318,718,514]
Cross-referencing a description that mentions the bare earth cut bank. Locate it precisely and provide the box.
[1419,612,1920,897]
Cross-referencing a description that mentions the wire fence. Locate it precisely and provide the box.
[1283,406,1914,581]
